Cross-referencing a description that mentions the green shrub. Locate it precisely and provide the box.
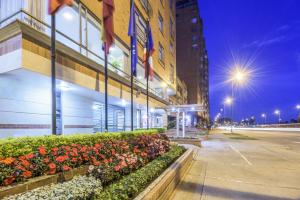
[134,128,166,133]
[0,130,159,158]
[94,145,185,200]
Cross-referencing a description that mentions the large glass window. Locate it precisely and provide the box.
[0,0,22,27]
[87,13,103,64]
[56,4,80,51]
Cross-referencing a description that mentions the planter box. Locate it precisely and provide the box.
[0,166,89,199]
[135,146,194,200]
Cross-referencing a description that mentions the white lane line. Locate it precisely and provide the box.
[293,142,300,144]
[229,144,253,166]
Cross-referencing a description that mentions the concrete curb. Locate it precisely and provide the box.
[134,146,195,200]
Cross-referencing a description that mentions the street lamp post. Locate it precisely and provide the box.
[261,113,267,124]
[224,97,233,131]
[228,66,250,133]
[274,110,281,125]
[296,104,300,121]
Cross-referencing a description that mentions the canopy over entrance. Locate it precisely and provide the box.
[164,104,205,138]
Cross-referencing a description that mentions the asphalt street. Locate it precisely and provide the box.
[170,129,300,200]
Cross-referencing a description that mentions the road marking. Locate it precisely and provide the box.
[229,144,253,166]
[293,142,300,144]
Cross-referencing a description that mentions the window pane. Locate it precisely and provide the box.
[56,5,80,51]
[87,13,102,57]
[108,46,125,71]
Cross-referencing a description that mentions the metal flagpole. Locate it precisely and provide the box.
[51,14,57,135]
[130,0,134,131]
[146,2,150,130]
[104,45,108,132]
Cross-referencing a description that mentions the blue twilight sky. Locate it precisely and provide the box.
[198,0,300,123]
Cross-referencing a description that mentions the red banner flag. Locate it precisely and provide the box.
[102,0,115,55]
[48,0,73,15]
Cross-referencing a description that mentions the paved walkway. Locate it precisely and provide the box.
[169,130,300,200]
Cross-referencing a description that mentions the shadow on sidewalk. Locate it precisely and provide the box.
[176,181,298,200]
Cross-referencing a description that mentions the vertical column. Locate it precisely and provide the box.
[176,110,180,137]
[182,112,185,138]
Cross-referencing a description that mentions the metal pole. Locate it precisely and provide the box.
[231,82,233,133]
[51,14,57,135]
[265,115,267,124]
[146,19,150,130]
[176,110,179,137]
[182,112,185,138]
[104,48,108,132]
[130,0,134,131]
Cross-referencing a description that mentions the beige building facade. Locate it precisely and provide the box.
[0,0,177,137]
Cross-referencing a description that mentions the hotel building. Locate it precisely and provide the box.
[0,0,177,137]
[176,0,210,126]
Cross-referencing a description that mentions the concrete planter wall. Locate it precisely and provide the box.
[135,147,194,200]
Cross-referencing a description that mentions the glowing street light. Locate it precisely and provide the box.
[274,110,281,124]
[224,97,233,105]
[296,104,300,110]
[229,66,251,86]
[226,65,251,133]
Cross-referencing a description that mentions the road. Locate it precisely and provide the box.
[170,129,300,200]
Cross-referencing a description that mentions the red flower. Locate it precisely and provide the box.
[56,156,68,163]
[103,159,109,164]
[93,160,101,166]
[62,165,71,171]
[38,147,47,156]
[22,171,32,178]
[19,156,26,160]
[26,153,34,160]
[21,160,30,167]
[48,163,56,174]
[3,177,15,186]
[114,165,121,172]
[43,158,50,164]
[48,163,56,169]
[111,149,116,156]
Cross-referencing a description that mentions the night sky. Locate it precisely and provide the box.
[198,0,300,123]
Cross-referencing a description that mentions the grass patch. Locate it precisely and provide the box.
[223,133,258,140]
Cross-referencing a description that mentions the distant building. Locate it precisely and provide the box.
[170,77,188,105]
[176,0,209,126]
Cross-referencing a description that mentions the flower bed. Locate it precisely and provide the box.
[95,145,185,200]
[5,145,185,200]
[0,130,159,158]
[0,130,169,187]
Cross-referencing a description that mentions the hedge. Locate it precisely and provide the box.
[0,129,160,158]
[94,145,186,200]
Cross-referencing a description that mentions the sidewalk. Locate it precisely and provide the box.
[169,132,300,200]
[169,145,206,200]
